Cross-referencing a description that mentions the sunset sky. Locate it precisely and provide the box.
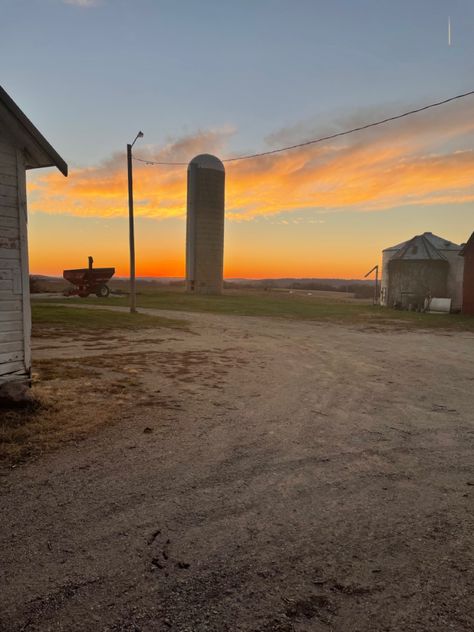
[2,0,474,279]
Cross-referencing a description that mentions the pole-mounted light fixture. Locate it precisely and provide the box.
[131,131,144,148]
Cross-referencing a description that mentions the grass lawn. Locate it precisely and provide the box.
[35,288,474,332]
[2,305,187,464]
[31,303,188,333]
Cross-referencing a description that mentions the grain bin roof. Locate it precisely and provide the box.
[0,86,67,176]
[384,232,461,254]
[391,234,449,261]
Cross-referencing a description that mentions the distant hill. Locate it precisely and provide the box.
[30,274,374,298]
[226,277,372,287]
[31,275,371,285]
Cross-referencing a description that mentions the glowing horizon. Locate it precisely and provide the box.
[27,99,474,280]
[5,0,474,281]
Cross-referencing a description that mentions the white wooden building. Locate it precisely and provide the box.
[0,87,67,387]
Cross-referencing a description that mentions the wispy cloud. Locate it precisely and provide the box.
[28,99,474,220]
[62,0,100,7]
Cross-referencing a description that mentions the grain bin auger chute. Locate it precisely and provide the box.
[364,265,379,306]
[185,154,225,295]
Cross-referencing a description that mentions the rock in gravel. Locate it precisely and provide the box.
[177,561,190,569]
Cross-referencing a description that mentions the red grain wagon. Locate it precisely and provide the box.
[63,257,115,298]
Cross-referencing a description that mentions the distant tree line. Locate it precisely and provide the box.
[224,279,374,298]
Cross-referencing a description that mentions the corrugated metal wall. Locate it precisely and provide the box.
[387,259,448,309]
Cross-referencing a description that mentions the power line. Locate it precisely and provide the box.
[134,157,188,166]
[133,88,474,166]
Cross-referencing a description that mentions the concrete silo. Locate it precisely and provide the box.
[186,154,225,294]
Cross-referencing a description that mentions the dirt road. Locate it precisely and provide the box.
[1,308,473,631]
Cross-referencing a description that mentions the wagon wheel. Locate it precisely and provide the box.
[96,285,110,298]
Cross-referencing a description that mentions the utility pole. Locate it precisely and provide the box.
[364,264,379,305]
[127,131,143,313]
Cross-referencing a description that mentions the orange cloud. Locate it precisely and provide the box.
[27,99,474,220]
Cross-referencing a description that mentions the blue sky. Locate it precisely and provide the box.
[3,0,472,165]
[2,0,473,277]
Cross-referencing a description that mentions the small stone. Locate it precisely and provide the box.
[143,427,153,434]
[177,561,190,569]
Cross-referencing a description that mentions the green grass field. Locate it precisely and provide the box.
[32,288,474,332]
[31,303,188,332]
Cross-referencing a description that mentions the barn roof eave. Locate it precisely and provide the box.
[0,86,68,176]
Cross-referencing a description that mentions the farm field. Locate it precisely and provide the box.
[1,297,473,631]
[36,286,474,331]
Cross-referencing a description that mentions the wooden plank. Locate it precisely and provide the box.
[0,140,15,156]
[0,145,15,159]
[0,279,13,291]
[12,269,21,293]
[0,330,23,344]
[0,205,18,218]
[0,299,21,311]
[0,247,20,259]
[0,340,23,354]
[0,320,22,333]
[0,236,20,250]
[0,193,18,207]
[0,349,23,364]
[0,157,17,173]
[0,173,17,187]
[0,361,25,378]
[0,271,21,293]
[0,257,20,269]
[0,142,15,153]
[0,269,12,280]
[0,215,19,229]
[0,151,16,165]
[0,311,22,322]
[0,163,18,177]
[17,150,31,373]
[0,226,19,240]
[0,183,17,198]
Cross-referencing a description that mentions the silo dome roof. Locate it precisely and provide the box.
[188,154,225,172]
[383,232,461,253]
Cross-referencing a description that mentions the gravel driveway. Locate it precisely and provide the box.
[1,308,473,631]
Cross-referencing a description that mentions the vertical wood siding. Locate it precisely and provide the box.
[0,139,27,382]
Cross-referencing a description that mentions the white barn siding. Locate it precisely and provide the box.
[0,136,29,383]
[0,87,67,391]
